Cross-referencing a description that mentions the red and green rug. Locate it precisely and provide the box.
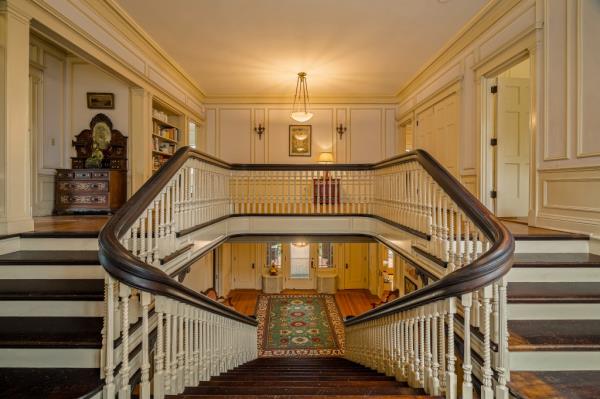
[257,294,345,357]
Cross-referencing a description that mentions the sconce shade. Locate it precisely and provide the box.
[318,152,334,164]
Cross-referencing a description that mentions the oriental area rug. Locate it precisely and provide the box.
[256,294,345,357]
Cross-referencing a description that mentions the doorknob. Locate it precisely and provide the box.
[345,263,349,269]
[251,263,255,269]
[311,259,315,269]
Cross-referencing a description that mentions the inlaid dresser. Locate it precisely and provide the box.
[54,169,126,215]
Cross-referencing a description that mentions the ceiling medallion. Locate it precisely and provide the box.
[290,72,314,122]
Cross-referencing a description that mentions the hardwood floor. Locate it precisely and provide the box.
[227,289,380,319]
[501,220,588,240]
[32,215,110,235]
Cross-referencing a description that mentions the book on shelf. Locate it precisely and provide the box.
[152,120,179,141]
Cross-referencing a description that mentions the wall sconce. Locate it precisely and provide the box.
[254,123,265,140]
[336,123,347,140]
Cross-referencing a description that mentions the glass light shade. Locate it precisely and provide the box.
[318,152,334,164]
[290,111,314,122]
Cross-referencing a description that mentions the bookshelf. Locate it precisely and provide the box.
[152,100,183,172]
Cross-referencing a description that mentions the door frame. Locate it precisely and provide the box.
[476,32,537,223]
[283,243,317,290]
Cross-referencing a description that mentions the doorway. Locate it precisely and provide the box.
[284,242,316,289]
[484,57,531,219]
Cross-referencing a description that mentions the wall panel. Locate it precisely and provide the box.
[349,109,382,163]
[218,109,252,163]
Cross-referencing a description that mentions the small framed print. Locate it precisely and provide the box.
[289,125,312,157]
[87,92,115,109]
[404,277,418,295]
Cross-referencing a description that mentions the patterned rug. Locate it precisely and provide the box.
[256,294,345,357]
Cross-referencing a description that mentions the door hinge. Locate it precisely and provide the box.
[490,138,498,146]
[490,190,497,199]
[490,85,498,94]
[416,120,419,127]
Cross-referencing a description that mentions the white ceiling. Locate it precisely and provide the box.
[116,0,489,99]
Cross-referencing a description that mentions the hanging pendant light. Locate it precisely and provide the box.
[290,72,314,122]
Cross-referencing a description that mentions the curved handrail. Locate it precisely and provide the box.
[345,150,514,325]
[98,148,256,326]
[98,146,513,327]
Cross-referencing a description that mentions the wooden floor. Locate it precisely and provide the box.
[32,215,110,235]
[228,289,380,319]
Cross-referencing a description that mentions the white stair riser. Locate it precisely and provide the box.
[19,238,98,251]
[0,265,103,279]
[515,240,589,253]
[508,303,600,320]
[0,237,19,255]
[0,348,99,368]
[0,301,104,317]
[510,351,600,371]
[508,267,600,282]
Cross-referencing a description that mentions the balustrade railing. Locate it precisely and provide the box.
[98,147,513,399]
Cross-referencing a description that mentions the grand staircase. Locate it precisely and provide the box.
[0,229,598,398]
[167,357,438,398]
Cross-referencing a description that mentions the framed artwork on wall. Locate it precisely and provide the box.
[404,277,418,295]
[87,92,115,109]
[289,125,312,156]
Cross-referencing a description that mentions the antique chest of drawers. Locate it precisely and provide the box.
[54,169,126,215]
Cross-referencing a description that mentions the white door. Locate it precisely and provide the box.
[496,77,530,217]
[344,244,368,289]
[231,244,257,289]
[285,243,316,289]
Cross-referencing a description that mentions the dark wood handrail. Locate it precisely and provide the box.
[98,146,513,327]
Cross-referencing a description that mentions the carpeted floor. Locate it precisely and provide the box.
[256,294,345,357]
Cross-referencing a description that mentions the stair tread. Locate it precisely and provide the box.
[507,282,600,303]
[0,367,101,399]
[0,317,102,348]
[509,319,600,351]
[171,396,437,399]
[172,358,432,398]
[509,370,600,399]
[0,279,103,300]
[513,252,600,267]
[0,250,99,265]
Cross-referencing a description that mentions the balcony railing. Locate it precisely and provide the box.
[98,146,513,399]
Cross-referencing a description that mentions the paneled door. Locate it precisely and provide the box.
[496,77,530,217]
[231,244,257,289]
[344,243,368,289]
[284,243,316,289]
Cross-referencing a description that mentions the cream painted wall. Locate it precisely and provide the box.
[28,36,132,215]
[204,104,396,164]
[182,252,214,294]
[395,0,600,237]
[70,62,130,158]
[534,0,600,236]
[397,0,539,200]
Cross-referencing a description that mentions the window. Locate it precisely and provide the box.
[267,243,282,269]
[290,242,310,279]
[384,249,394,269]
[188,121,197,149]
[318,243,334,268]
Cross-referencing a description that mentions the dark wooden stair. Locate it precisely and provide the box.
[169,357,438,398]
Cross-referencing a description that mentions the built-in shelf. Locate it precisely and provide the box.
[152,99,183,172]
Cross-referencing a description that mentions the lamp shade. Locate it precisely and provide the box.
[290,111,314,122]
[318,152,334,164]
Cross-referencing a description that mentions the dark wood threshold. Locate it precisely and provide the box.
[412,246,448,268]
[160,243,194,265]
[0,250,99,266]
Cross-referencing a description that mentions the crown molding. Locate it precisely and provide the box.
[395,0,522,101]
[91,0,206,100]
[202,95,399,105]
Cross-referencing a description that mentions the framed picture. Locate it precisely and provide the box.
[87,92,115,109]
[289,125,312,156]
[404,277,418,295]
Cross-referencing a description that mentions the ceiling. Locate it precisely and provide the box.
[116,0,489,99]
